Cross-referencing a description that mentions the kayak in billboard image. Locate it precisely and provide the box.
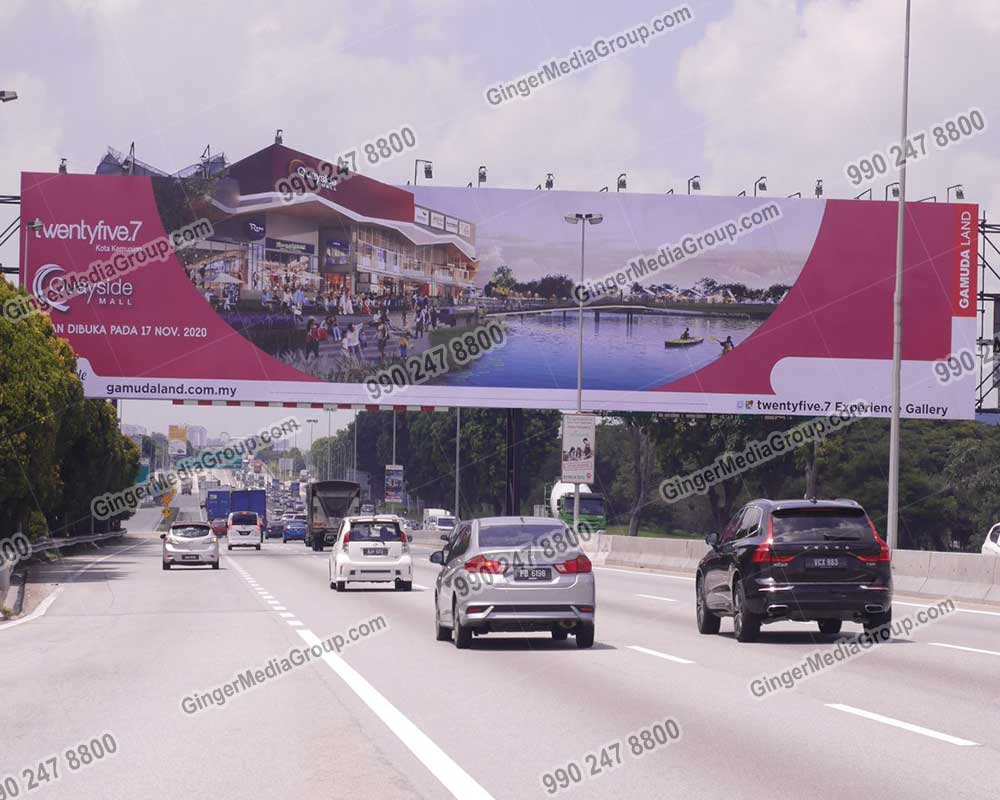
[19,141,978,418]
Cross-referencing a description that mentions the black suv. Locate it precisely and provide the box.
[695,499,892,642]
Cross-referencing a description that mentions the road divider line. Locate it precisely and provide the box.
[273,605,287,611]
[278,612,295,618]
[636,593,678,602]
[627,645,694,664]
[295,628,495,800]
[895,601,1000,618]
[928,642,1000,657]
[825,703,980,746]
[286,620,303,627]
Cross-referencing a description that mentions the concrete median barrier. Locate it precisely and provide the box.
[890,550,930,595]
[921,551,1000,602]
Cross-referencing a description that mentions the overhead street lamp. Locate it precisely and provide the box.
[754,176,767,197]
[947,184,965,201]
[414,159,433,184]
[616,173,627,192]
[885,182,901,200]
[0,91,17,103]
[687,175,701,194]
[477,165,487,187]
[815,179,824,198]
[563,211,603,535]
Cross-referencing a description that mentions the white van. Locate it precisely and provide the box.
[422,508,449,530]
[983,523,1000,556]
[227,511,262,551]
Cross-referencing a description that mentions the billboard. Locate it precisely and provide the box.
[384,464,404,503]
[18,147,978,419]
[167,425,187,457]
[561,414,596,484]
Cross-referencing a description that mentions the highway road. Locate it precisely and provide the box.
[2,495,998,799]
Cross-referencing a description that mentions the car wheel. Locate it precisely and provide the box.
[551,626,569,641]
[818,619,842,635]
[396,580,412,592]
[227,545,232,551]
[212,562,220,570]
[162,562,170,570]
[733,581,761,643]
[255,544,261,551]
[696,575,721,635]
[863,609,892,641]
[282,537,286,543]
[435,600,451,642]
[453,598,472,649]
[335,580,346,592]
[575,623,595,649]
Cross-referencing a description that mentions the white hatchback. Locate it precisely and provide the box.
[329,516,412,591]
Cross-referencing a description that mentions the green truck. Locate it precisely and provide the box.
[549,482,607,533]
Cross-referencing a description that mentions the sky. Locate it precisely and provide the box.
[2,0,999,436]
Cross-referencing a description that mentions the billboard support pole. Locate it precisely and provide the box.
[454,407,461,518]
[887,0,912,552]
[574,220,586,535]
[392,409,397,465]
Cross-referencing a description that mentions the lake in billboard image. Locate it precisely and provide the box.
[19,143,978,418]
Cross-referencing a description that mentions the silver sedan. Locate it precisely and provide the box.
[161,523,220,569]
[431,516,596,649]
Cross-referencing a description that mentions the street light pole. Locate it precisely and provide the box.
[392,409,397,465]
[327,409,332,480]
[454,407,461,518]
[564,211,603,536]
[887,0,912,552]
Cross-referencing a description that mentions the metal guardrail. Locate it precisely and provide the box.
[17,529,128,557]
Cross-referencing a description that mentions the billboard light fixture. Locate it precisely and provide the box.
[688,175,701,194]
[616,173,627,191]
[814,179,823,198]
[886,182,901,200]
[545,173,554,190]
[947,184,964,201]
[275,129,283,145]
[754,176,767,196]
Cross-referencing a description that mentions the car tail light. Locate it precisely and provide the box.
[466,606,487,614]
[857,518,891,562]
[464,555,505,574]
[341,531,351,546]
[753,518,796,563]
[578,605,594,613]
[554,554,592,573]
[400,531,407,544]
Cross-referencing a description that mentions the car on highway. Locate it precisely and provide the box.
[282,519,307,542]
[226,511,262,551]
[329,515,412,592]
[695,499,892,643]
[161,522,219,570]
[265,517,286,539]
[430,516,596,649]
[210,518,228,536]
[982,523,1000,556]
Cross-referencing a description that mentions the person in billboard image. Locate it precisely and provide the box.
[718,335,735,354]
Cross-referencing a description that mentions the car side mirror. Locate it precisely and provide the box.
[440,534,450,541]
[429,550,444,565]
[159,533,166,540]
[705,532,719,548]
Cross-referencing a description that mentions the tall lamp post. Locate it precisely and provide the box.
[887,0,912,552]
[306,418,318,475]
[563,212,603,534]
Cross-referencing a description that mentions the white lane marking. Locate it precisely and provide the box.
[272,605,287,611]
[286,620,303,627]
[595,566,695,581]
[895,601,1000,618]
[636,593,678,603]
[278,612,295,618]
[627,645,694,665]
[826,704,980,746]
[0,543,144,632]
[928,642,1000,657]
[267,600,282,606]
[296,628,494,800]
[413,584,430,591]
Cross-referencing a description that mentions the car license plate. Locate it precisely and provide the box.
[363,548,387,556]
[514,567,551,581]
[811,557,842,568]
[182,554,199,561]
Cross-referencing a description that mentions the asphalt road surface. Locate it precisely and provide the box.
[2,497,998,799]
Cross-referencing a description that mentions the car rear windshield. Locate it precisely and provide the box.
[350,522,402,541]
[171,526,211,538]
[437,518,455,528]
[771,508,875,543]
[231,513,258,525]
[478,524,572,548]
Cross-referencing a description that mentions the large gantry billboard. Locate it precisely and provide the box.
[19,143,978,418]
